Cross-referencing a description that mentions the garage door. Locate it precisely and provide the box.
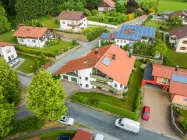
[63,75,68,80]
[71,77,77,83]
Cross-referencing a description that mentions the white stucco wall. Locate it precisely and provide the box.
[115,39,130,48]
[60,17,87,32]
[175,38,187,53]
[98,7,112,12]
[0,46,18,66]
[17,37,47,48]
[78,68,92,89]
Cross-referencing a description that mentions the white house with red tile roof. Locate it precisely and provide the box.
[56,44,136,94]
[13,26,52,48]
[142,64,187,110]
[57,11,88,32]
[0,42,19,66]
[98,0,115,12]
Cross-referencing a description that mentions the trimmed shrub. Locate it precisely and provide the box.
[72,40,77,46]
[181,120,187,130]
[90,99,100,106]
[79,96,88,104]
[11,116,44,134]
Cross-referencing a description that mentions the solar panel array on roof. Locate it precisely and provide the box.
[163,11,173,15]
[113,25,156,41]
[101,33,110,39]
[172,74,187,84]
[102,57,111,66]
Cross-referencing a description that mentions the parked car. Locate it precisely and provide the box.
[56,134,71,140]
[94,134,104,140]
[114,118,140,134]
[142,106,150,121]
[58,116,74,126]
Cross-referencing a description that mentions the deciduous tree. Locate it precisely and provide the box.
[27,70,67,120]
[0,58,21,105]
[0,87,16,137]
[126,0,138,14]
[0,5,10,33]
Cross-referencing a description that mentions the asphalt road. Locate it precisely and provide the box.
[15,102,174,140]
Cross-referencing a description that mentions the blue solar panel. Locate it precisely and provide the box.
[112,24,156,41]
[172,74,187,84]
[102,57,111,66]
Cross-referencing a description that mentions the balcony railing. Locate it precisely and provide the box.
[91,81,124,95]
[91,74,113,82]
[8,56,19,64]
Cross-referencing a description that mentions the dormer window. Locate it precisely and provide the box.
[183,98,187,102]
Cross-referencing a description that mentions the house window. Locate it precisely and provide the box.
[62,21,65,24]
[114,83,117,88]
[124,41,126,43]
[85,77,88,81]
[80,83,82,86]
[6,49,11,53]
[79,77,81,79]
[180,47,186,50]
[121,40,122,43]
[117,40,119,42]
[120,84,123,88]
[183,40,187,44]
[85,84,89,87]
[84,19,86,21]
[183,98,187,102]
[11,55,14,58]
[20,38,24,42]
[32,40,36,43]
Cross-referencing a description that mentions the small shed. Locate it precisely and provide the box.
[72,129,93,140]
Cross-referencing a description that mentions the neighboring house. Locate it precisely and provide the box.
[163,10,187,25]
[99,24,156,48]
[142,64,187,110]
[98,0,115,12]
[169,26,187,53]
[57,11,87,32]
[56,44,136,94]
[0,42,19,66]
[13,26,52,48]
[72,129,93,140]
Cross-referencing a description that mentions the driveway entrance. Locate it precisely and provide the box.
[141,87,181,139]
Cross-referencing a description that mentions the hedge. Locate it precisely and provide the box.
[10,116,44,134]
[15,45,56,57]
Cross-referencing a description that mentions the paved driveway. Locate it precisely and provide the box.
[141,86,181,139]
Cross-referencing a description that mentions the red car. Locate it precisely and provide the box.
[142,106,150,120]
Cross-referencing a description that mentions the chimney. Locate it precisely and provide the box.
[175,65,179,71]
[95,48,98,54]
[112,54,116,60]
[129,52,132,58]
[27,28,30,33]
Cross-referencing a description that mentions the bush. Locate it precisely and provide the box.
[15,45,55,57]
[181,120,187,130]
[49,39,59,46]
[11,116,44,134]
[123,44,129,51]
[90,99,100,106]
[91,10,99,16]
[72,40,77,46]
[79,96,88,104]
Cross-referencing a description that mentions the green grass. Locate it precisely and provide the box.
[164,46,187,69]
[19,130,76,140]
[38,16,59,29]
[126,61,143,111]
[17,53,43,74]
[41,40,74,53]
[180,109,187,120]
[137,0,187,12]
[0,31,17,43]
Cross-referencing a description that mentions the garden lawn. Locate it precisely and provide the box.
[19,130,76,140]
[17,53,43,74]
[164,47,187,69]
[180,109,187,120]
[38,16,59,29]
[137,0,187,12]
[0,31,17,43]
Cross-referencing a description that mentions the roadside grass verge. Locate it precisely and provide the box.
[18,130,76,140]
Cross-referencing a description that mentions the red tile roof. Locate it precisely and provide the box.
[0,42,16,47]
[102,0,115,8]
[13,26,48,38]
[56,44,136,86]
[152,64,187,96]
[72,129,92,140]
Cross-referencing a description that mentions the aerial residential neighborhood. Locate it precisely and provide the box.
[1,0,187,140]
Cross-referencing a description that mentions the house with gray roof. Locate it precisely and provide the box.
[99,24,156,48]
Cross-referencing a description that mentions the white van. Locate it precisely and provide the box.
[114,118,140,134]
[94,134,104,140]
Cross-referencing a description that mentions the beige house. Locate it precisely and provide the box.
[169,26,187,53]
